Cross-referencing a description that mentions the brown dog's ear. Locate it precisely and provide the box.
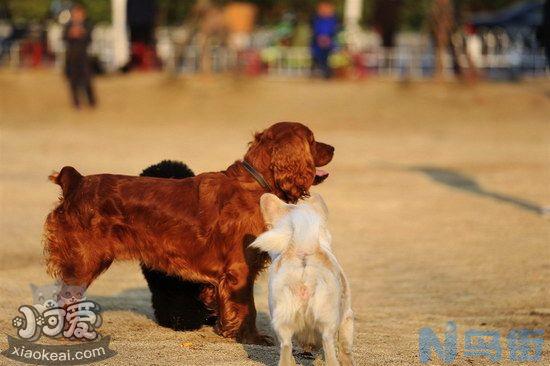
[260,193,291,227]
[270,137,316,203]
[302,193,329,219]
[250,128,273,145]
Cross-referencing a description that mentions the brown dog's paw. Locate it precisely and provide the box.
[213,322,232,338]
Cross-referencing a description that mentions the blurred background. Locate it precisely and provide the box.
[1,1,549,365]
[0,0,548,80]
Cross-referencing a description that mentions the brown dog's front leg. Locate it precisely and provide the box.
[215,269,272,345]
[236,294,273,346]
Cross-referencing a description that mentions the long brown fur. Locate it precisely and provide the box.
[43,122,334,343]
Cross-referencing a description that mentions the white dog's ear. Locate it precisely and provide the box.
[260,193,291,226]
[306,193,329,219]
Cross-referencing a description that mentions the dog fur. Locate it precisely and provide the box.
[251,193,354,365]
[43,122,334,344]
[139,160,218,330]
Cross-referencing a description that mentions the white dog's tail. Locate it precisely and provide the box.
[250,208,323,257]
[249,226,292,257]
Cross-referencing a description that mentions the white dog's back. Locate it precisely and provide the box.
[251,194,354,366]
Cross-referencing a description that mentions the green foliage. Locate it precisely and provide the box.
[362,0,522,31]
[401,0,432,30]
[79,0,111,23]
[3,0,525,27]
[360,0,432,30]
[246,0,346,24]
[460,0,521,11]
[6,0,49,21]
[4,0,110,23]
[157,0,195,25]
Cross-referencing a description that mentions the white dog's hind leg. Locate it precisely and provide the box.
[321,329,339,366]
[337,310,355,366]
[275,326,296,366]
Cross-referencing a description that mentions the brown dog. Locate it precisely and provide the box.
[43,122,334,343]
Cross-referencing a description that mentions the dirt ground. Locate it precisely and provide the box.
[0,70,549,366]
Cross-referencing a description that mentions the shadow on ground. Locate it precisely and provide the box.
[91,289,326,365]
[243,311,320,366]
[410,166,542,214]
[90,287,154,320]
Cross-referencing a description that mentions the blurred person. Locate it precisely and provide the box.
[0,2,13,62]
[127,0,158,70]
[373,0,403,48]
[311,1,339,79]
[541,0,550,66]
[194,0,226,73]
[173,0,227,74]
[463,24,481,79]
[430,0,454,80]
[0,21,11,61]
[224,1,256,51]
[430,0,480,81]
[373,0,403,73]
[63,4,95,108]
[21,21,46,68]
[275,11,296,46]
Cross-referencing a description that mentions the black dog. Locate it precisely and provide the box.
[140,160,217,330]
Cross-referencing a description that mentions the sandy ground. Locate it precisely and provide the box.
[0,70,549,366]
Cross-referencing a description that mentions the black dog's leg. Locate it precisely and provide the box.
[140,160,217,330]
[140,266,217,330]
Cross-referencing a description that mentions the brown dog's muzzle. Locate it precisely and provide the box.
[313,142,334,185]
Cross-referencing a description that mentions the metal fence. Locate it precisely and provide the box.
[150,27,549,78]
[1,24,548,79]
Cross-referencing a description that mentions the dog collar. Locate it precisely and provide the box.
[242,160,272,192]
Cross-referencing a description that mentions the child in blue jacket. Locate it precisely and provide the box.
[311,2,339,78]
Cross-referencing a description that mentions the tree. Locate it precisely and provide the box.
[3,0,523,26]
[5,0,49,21]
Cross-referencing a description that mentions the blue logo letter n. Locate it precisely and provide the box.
[419,321,457,364]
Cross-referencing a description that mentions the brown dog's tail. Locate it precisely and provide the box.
[49,166,83,197]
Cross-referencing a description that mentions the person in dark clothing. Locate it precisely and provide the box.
[127,0,157,44]
[373,0,402,49]
[63,4,95,108]
[126,0,157,70]
[541,0,550,66]
[372,0,403,73]
[311,1,338,79]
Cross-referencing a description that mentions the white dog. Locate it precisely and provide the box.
[251,193,354,366]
